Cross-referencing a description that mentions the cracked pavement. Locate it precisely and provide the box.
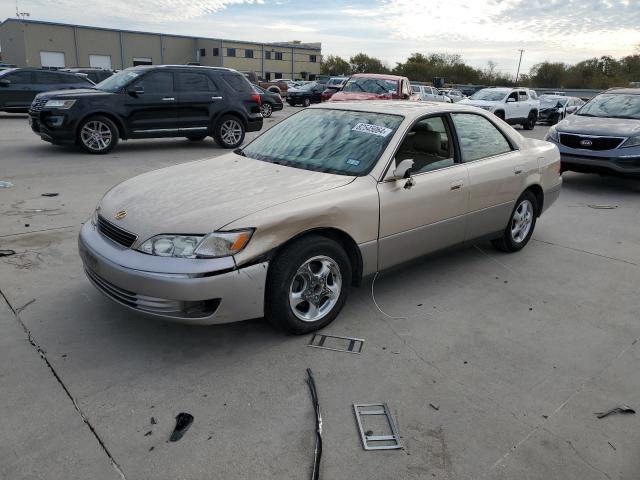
[1,109,639,479]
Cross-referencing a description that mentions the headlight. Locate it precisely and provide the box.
[481,105,494,111]
[138,230,253,258]
[620,135,640,148]
[545,125,559,142]
[45,99,76,109]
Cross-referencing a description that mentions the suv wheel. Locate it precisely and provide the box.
[494,111,505,121]
[265,235,351,334]
[78,115,118,154]
[492,191,537,252]
[213,115,245,149]
[260,103,273,118]
[303,98,311,107]
[522,112,536,130]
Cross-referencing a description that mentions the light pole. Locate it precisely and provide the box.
[515,49,524,85]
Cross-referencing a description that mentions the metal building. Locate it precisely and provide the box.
[0,18,322,80]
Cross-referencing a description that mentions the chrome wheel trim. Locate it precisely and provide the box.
[80,120,112,151]
[260,103,272,117]
[289,255,342,322]
[220,119,242,145]
[511,199,534,243]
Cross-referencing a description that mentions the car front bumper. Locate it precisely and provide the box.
[554,143,640,176]
[29,110,77,144]
[78,221,268,325]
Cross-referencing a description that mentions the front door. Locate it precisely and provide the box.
[377,114,469,270]
[124,70,178,136]
[176,71,221,133]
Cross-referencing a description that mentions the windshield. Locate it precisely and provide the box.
[540,96,567,107]
[578,94,640,120]
[95,70,142,93]
[470,89,508,101]
[343,77,397,95]
[327,78,345,86]
[241,108,403,176]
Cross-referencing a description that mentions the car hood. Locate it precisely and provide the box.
[557,114,640,137]
[36,88,111,99]
[330,92,393,101]
[98,153,355,243]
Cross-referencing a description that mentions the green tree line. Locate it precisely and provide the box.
[321,52,640,89]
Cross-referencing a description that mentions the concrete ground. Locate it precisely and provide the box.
[1,106,639,480]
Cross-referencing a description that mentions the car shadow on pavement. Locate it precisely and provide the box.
[561,172,640,194]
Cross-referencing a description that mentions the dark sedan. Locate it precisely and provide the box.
[287,81,326,107]
[254,85,283,118]
[0,68,93,112]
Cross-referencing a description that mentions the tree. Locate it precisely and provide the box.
[349,53,390,74]
[320,55,351,76]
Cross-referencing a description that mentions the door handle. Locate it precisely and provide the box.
[161,97,175,101]
[211,96,223,100]
[514,166,525,175]
[450,181,464,190]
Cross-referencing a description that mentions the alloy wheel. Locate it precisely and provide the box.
[260,103,272,118]
[80,120,112,152]
[289,255,342,322]
[511,199,534,243]
[220,119,243,146]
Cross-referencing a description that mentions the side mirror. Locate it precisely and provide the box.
[0,79,10,87]
[127,85,144,96]
[393,159,414,179]
[507,97,516,103]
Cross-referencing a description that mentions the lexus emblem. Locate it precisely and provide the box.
[114,210,127,220]
[580,139,593,147]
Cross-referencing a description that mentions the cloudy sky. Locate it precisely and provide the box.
[2,0,639,75]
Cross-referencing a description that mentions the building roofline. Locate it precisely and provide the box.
[0,18,322,51]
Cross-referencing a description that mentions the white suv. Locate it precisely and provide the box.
[459,87,539,130]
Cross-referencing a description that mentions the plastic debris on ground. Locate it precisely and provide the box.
[169,412,194,442]
[306,368,322,480]
[595,405,636,419]
[0,250,16,257]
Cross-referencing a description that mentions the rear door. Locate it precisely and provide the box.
[176,71,221,133]
[0,70,35,109]
[124,70,178,136]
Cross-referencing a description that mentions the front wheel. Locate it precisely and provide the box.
[260,103,273,118]
[213,115,245,149]
[265,235,351,334]
[78,115,118,154]
[492,191,537,252]
[522,112,536,130]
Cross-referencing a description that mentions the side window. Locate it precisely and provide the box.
[221,73,251,93]
[34,71,63,84]
[61,74,84,84]
[452,113,512,162]
[518,91,529,101]
[177,72,214,92]
[396,116,454,174]
[135,71,173,94]
[507,91,518,102]
[5,71,32,84]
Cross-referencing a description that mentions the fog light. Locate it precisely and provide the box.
[46,116,64,128]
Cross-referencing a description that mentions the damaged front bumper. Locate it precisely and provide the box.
[78,221,267,325]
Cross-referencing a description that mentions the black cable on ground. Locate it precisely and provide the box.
[306,368,322,480]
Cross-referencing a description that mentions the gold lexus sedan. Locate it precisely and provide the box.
[79,101,561,334]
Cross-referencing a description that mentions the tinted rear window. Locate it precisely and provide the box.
[222,73,252,93]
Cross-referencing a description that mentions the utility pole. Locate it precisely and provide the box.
[15,0,30,19]
[515,49,524,85]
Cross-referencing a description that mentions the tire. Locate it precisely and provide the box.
[494,111,505,121]
[186,134,207,141]
[78,115,118,154]
[265,235,352,334]
[213,114,245,149]
[522,112,536,130]
[491,191,538,253]
[303,98,311,107]
[260,102,273,118]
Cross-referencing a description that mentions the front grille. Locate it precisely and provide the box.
[97,215,137,248]
[85,268,220,318]
[30,97,47,113]
[559,133,624,151]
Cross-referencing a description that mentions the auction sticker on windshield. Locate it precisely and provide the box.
[352,123,393,137]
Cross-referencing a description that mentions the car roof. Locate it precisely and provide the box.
[310,100,491,119]
[604,87,640,95]
[350,73,405,81]
[128,65,238,73]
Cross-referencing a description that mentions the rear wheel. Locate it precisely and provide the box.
[266,235,351,334]
[492,191,538,252]
[260,103,273,118]
[78,115,118,154]
[303,98,311,107]
[213,115,245,149]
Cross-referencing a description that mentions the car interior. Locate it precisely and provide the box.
[395,116,454,174]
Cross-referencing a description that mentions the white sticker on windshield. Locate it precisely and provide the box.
[352,123,393,137]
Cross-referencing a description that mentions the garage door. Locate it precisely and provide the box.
[40,51,65,68]
[89,54,112,70]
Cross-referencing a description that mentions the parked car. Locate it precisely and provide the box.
[321,76,348,101]
[411,84,451,102]
[0,68,93,113]
[538,95,585,124]
[254,84,283,117]
[287,81,326,107]
[330,74,416,102]
[459,87,540,130]
[61,68,114,84]
[545,88,640,177]
[457,84,487,97]
[79,101,561,333]
[242,71,289,98]
[28,65,263,153]
[440,88,465,103]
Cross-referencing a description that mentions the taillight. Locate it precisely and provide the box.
[251,93,261,106]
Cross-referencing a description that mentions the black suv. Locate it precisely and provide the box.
[29,65,263,154]
[0,68,93,112]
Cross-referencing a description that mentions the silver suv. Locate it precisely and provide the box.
[545,88,640,178]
